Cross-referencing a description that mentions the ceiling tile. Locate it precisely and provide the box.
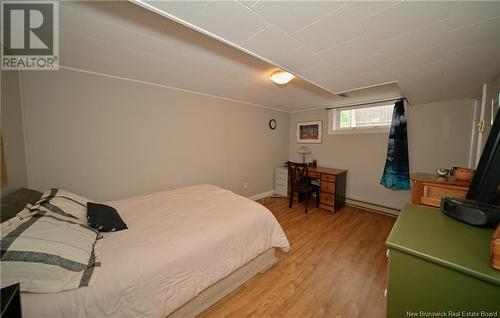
[194,1,267,44]
[447,1,500,30]
[398,77,442,105]
[294,6,365,52]
[443,57,500,80]
[252,1,343,34]
[376,19,447,60]
[394,61,444,82]
[345,67,397,88]
[87,53,111,74]
[142,1,209,23]
[297,61,339,83]
[335,54,390,77]
[62,1,500,109]
[274,46,322,71]
[445,40,500,65]
[242,24,301,60]
[385,45,444,70]
[239,0,257,9]
[319,35,377,66]
[347,1,400,20]
[59,44,90,70]
[446,17,500,51]
[362,1,449,42]
[60,4,84,33]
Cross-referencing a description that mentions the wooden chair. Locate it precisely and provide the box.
[287,161,320,213]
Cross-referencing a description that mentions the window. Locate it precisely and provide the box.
[328,103,394,134]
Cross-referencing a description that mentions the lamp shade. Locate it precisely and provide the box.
[270,70,295,84]
[297,146,311,154]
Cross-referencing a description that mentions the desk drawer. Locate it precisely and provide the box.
[320,193,334,206]
[321,174,336,182]
[421,184,467,208]
[308,171,320,179]
[321,181,335,194]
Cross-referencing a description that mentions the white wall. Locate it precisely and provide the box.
[20,68,289,201]
[1,70,29,197]
[289,99,474,210]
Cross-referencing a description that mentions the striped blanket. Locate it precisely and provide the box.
[1,194,101,293]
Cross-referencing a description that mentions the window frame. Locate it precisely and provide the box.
[327,102,394,135]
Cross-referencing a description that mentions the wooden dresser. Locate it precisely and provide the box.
[288,166,347,212]
[411,172,471,207]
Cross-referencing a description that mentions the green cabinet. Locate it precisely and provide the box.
[386,204,500,317]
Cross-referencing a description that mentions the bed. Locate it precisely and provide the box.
[20,184,289,318]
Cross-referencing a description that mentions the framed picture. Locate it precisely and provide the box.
[297,121,322,143]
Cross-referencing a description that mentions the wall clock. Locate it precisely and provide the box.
[269,119,277,130]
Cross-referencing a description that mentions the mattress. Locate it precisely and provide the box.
[21,184,289,318]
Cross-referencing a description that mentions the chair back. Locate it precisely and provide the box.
[287,161,309,191]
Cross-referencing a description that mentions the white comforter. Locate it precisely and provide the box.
[22,185,289,318]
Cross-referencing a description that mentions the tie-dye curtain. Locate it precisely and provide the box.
[380,99,410,190]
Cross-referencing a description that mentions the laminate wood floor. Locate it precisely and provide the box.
[197,197,397,318]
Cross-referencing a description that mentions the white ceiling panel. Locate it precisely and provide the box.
[335,54,390,77]
[242,24,301,60]
[445,16,500,51]
[251,1,343,34]
[375,20,447,60]
[193,1,267,44]
[133,1,500,106]
[385,45,445,71]
[319,35,377,67]
[58,1,497,109]
[396,61,444,83]
[274,46,322,72]
[298,61,343,84]
[58,1,360,112]
[361,1,450,42]
[294,6,365,52]
[346,1,399,20]
[142,1,208,23]
[445,40,500,66]
[239,0,258,9]
[447,1,500,30]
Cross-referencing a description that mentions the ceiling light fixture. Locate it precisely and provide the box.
[270,70,295,85]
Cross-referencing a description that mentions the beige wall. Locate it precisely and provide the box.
[289,99,474,210]
[20,68,289,201]
[1,70,29,197]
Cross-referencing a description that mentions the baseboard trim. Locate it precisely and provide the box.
[250,191,401,216]
[345,198,400,217]
[248,190,275,201]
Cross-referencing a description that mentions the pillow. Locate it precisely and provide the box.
[0,207,101,293]
[87,202,127,232]
[1,188,42,223]
[36,189,92,223]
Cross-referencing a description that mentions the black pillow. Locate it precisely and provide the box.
[87,202,127,232]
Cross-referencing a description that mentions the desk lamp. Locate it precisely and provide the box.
[297,146,311,164]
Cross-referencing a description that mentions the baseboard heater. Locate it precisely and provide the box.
[345,198,400,216]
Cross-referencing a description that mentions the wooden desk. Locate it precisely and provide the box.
[411,172,470,207]
[289,166,347,212]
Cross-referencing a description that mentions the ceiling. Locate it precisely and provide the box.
[56,1,404,112]
[133,0,500,105]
